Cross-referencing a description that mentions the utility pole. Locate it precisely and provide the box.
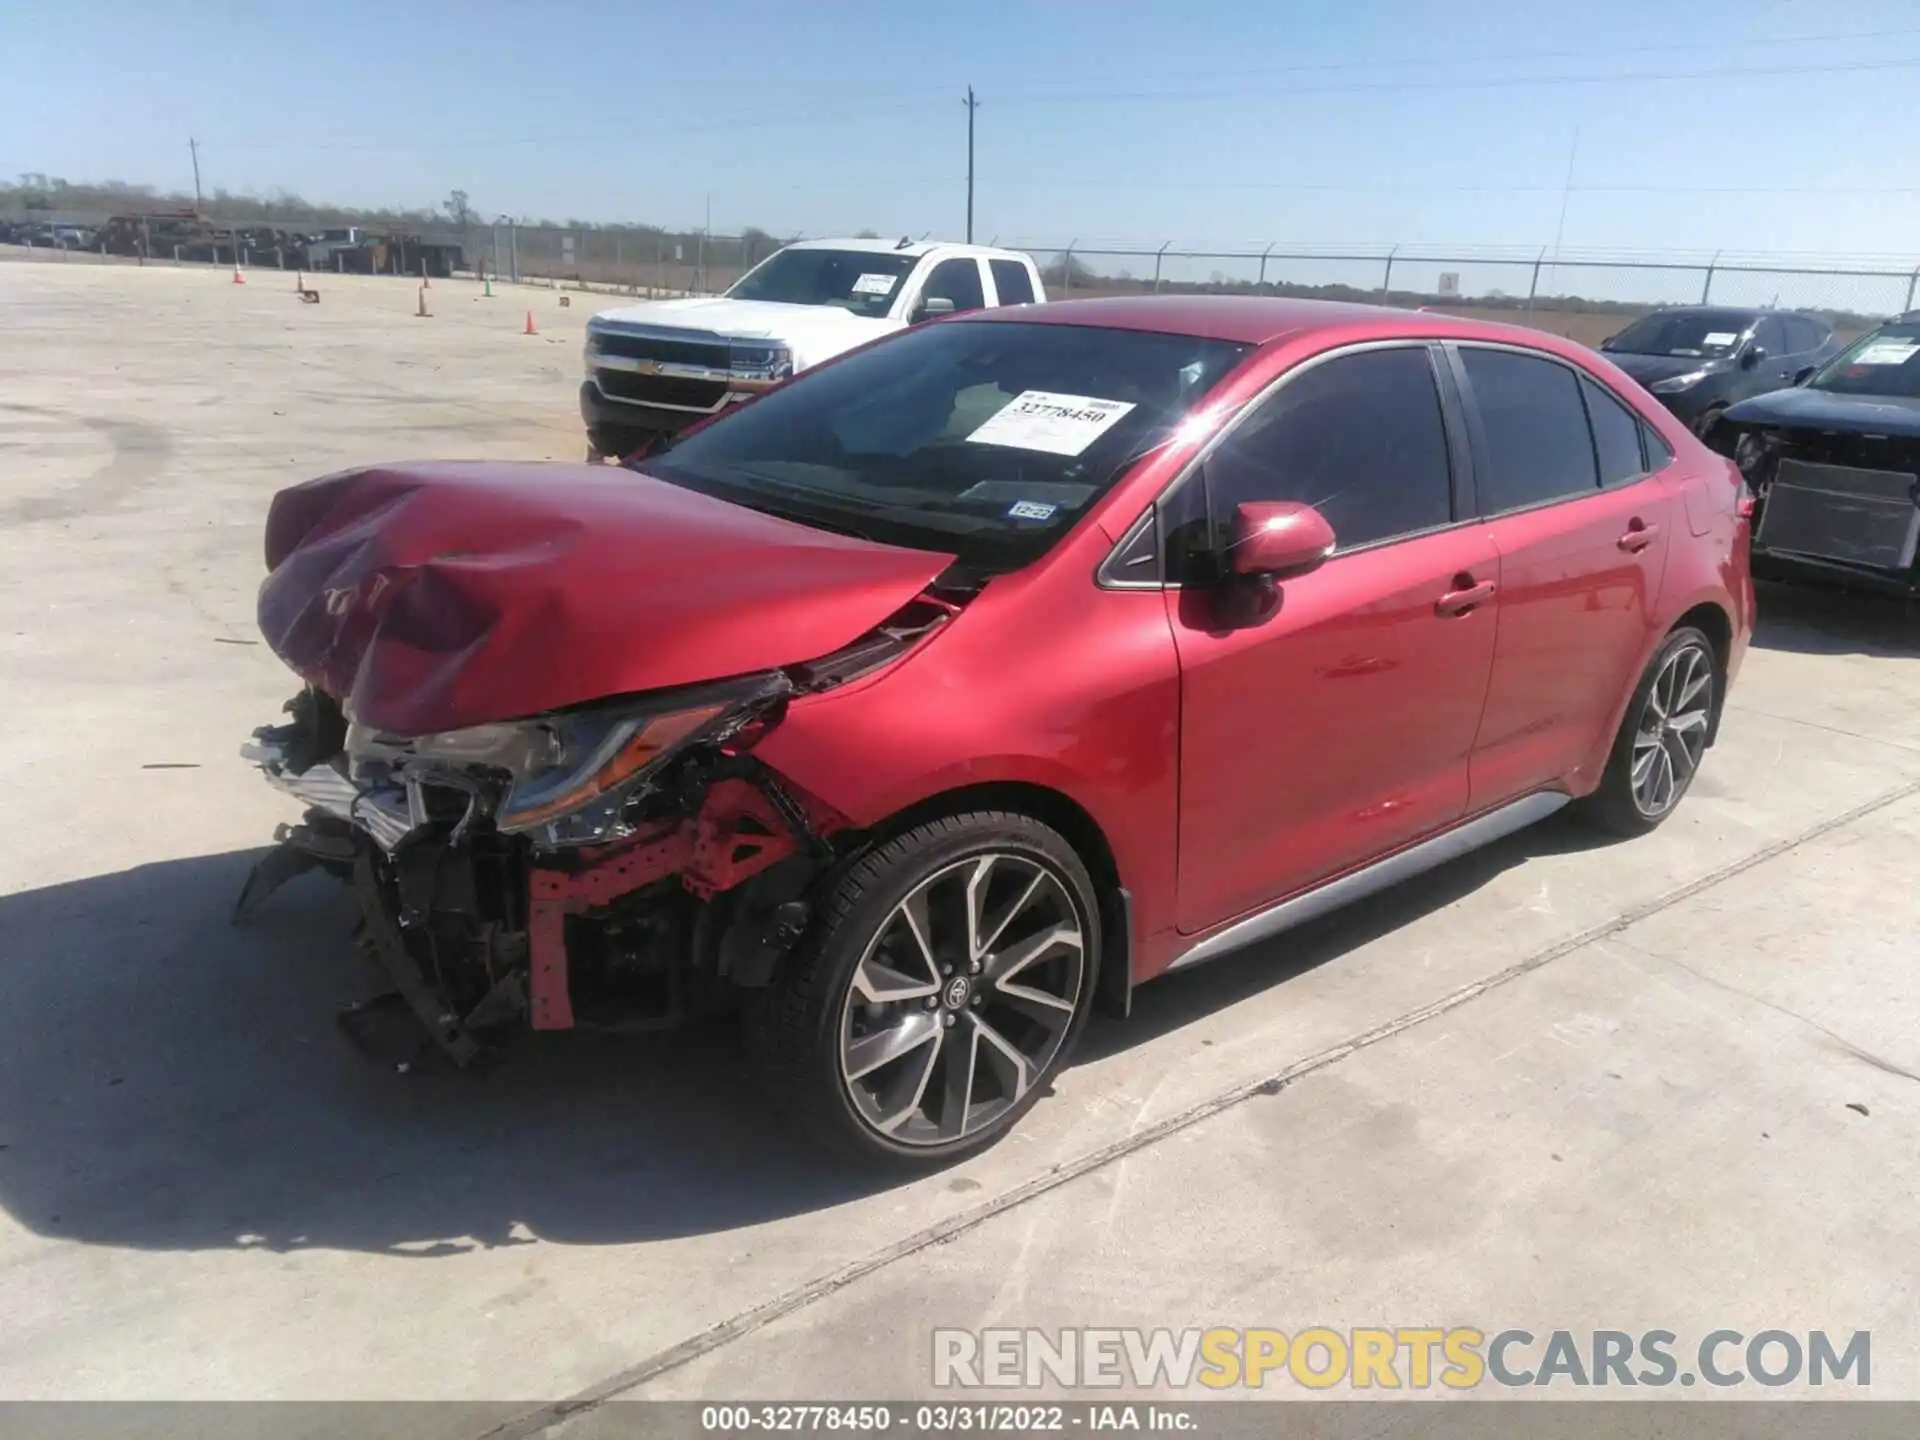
[962,86,979,242]
[188,137,203,214]
[699,194,710,292]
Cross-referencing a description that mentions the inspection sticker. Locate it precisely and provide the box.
[1702,332,1740,347]
[1006,500,1058,521]
[1851,340,1920,366]
[966,391,1137,456]
[851,272,899,296]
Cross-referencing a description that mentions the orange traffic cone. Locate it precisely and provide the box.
[416,284,431,318]
[523,310,538,336]
[232,261,246,285]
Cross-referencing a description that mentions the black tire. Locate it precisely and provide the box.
[1575,625,1719,837]
[1693,404,1727,441]
[745,811,1101,1167]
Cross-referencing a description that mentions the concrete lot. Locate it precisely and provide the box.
[2,257,1918,1417]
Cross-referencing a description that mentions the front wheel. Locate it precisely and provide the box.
[746,812,1100,1166]
[1576,626,1718,836]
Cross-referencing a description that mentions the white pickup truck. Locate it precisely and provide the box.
[580,237,1047,459]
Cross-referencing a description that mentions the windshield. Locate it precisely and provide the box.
[1608,311,1755,359]
[725,249,920,318]
[643,320,1252,569]
[1808,322,1920,398]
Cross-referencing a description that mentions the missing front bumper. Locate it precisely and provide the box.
[1756,458,1920,578]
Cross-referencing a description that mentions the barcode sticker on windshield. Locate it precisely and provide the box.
[851,273,898,296]
[1852,340,1920,366]
[966,391,1138,456]
[1703,332,1739,347]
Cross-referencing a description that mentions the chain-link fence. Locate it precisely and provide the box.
[14,210,1920,341]
[1008,241,1920,345]
[473,223,792,297]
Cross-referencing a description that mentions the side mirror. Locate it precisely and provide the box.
[1230,501,1335,578]
[914,296,957,322]
[1740,345,1766,370]
[1793,366,1817,386]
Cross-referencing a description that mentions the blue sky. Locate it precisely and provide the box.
[5,0,1920,259]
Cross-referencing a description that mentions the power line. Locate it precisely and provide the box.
[202,52,1920,157]
[994,54,1920,106]
[991,24,1920,89]
[958,178,1920,195]
[206,94,953,154]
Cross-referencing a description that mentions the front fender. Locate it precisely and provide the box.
[749,584,1183,946]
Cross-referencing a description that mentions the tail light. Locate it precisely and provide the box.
[1736,484,1757,519]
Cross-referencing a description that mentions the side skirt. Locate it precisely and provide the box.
[1165,791,1570,974]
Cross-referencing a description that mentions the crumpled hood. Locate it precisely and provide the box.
[258,462,953,736]
[1608,352,1730,385]
[1725,384,1920,438]
[590,296,896,366]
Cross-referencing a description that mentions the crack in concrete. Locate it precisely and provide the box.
[475,774,1920,1439]
[1723,701,1920,757]
[1640,947,1920,1087]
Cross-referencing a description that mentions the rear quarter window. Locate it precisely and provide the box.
[1581,377,1649,486]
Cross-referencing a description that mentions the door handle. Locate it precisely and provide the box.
[1435,578,1496,617]
[1617,520,1659,552]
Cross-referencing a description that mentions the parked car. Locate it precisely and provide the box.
[1599,306,1840,434]
[241,297,1752,1164]
[580,237,1046,461]
[1713,313,1920,595]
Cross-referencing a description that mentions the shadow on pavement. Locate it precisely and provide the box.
[1751,579,1920,660]
[0,814,1617,1258]
[0,849,889,1257]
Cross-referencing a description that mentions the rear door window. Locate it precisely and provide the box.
[920,257,986,314]
[1458,348,1599,512]
[988,259,1036,306]
[1782,316,1826,355]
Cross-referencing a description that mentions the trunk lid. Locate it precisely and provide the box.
[259,462,954,735]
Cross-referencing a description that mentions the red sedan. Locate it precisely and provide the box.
[243,297,1754,1164]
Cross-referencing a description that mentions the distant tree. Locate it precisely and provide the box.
[855,228,880,239]
[1042,252,1096,287]
[445,189,477,227]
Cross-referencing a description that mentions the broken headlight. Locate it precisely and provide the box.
[355,673,791,847]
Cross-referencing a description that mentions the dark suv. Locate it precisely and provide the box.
[1600,307,1839,434]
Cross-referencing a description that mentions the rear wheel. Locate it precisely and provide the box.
[746,812,1099,1166]
[1576,626,1718,836]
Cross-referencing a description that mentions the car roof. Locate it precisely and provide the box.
[785,236,1029,261]
[960,294,1603,355]
[1637,304,1823,322]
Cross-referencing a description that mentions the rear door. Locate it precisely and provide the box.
[1452,345,1675,809]
[1166,344,1500,934]
[1744,315,1797,398]
[911,256,989,320]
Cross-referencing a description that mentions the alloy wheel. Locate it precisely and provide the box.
[1631,641,1714,818]
[838,853,1087,1147]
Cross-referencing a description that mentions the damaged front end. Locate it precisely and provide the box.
[237,597,957,1066]
[1718,414,1920,597]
